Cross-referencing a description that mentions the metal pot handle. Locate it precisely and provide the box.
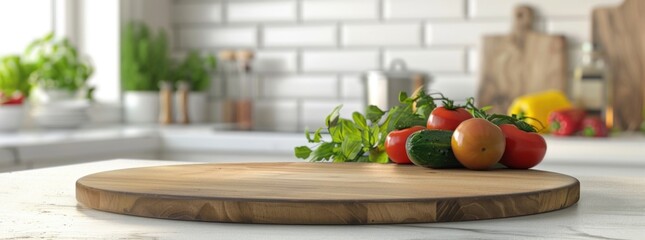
[388,59,408,71]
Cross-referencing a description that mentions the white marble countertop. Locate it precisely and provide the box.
[0,124,644,166]
[1,159,644,239]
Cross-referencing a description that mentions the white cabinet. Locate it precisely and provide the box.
[0,148,15,166]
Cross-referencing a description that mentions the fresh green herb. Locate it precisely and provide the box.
[0,55,35,96]
[464,97,538,132]
[170,50,217,92]
[23,33,94,93]
[121,22,169,91]
[294,88,438,163]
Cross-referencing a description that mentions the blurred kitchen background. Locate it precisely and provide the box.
[0,0,626,131]
[1,0,643,171]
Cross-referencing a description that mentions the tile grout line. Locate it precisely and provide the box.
[296,98,303,131]
[296,0,302,23]
[420,20,426,48]
[463,46,469,74]
[257,24,263,49]
[378,0,384,22]
[378,47,384,70]
[297,48,303,74]
[336,22,342,49]
[336,74,342,100]
[222,0,228,25]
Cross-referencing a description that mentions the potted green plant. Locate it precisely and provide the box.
[0,55,34,131]
[121,22,169,123]
[171,50,216,123]
[24,33,94,101]
[23,33,94,128]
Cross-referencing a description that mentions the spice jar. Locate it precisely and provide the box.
[234,50,254,131]
[571,43,612,129]
[158,81,173,125]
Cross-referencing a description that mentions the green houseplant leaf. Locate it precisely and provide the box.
[22,33,93,94]
[121,22,169,91]
[0,55,35,96]
[170,50,217,92]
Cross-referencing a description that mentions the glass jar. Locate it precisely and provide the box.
[571,42,613,128]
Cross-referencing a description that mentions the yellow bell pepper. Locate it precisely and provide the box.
[508,90,572,133]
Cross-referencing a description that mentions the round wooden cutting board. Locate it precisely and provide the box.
[76,162,579,224]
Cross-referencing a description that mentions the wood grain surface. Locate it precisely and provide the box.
[593,0,645,131]
[478,6,568,114]
[76,162,579,224]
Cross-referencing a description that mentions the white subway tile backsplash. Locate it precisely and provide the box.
[384,0,464,19]
[263,25,336,47]
[302,0,379,21]
[301,100,365,130]
[384,49,465,73]
[469,0,622,18]
[254,51,298,73]
[467,48,479,73]
[208,100,224,123]
[179,27,257,48]
[548,20,590,45]
[302,50,379,72]
[426,21,507,46]
[343,23,420,47]
[260,75,338,98]
[173,2,222,23]
[254,100,299,132]
[169,0,610,131]
[340,75,364,100]
[227,0,296,22]
[428,74,477,101]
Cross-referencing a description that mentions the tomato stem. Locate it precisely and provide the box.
[550,121,561,131]
[464,97,539,133]
[465,97,489,119]
[425,92,466,110]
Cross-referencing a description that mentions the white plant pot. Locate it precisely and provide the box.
[30,87,90,129]
[0,105,24,131]
[124,91,159,124]
[174,92,208,123]
[30,87,76,104]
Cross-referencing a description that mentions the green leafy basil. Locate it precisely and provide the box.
[294,146,312,159]
[365,105,386,123]
[294,87,437,163]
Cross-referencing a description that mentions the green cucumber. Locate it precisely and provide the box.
[405,129,463,169]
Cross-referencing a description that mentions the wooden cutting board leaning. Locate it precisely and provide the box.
[592,0,645,131]
[478,6,568,114]
[76,162,580,224]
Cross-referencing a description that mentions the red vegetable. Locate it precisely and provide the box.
[498,124,547,169]
[427,100,472,131]
[0,92,24,105]
[385,126,425,164]
[451,118,506,170]
[548,108,586,136]
[582,117,608,137]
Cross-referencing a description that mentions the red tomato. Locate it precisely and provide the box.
[451,118,505,170]
[427,107,472,131]
[385,126,426,164]
[498,124,547,169]
[0,92,24,105]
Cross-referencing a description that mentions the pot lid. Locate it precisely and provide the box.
[363,59,429,80]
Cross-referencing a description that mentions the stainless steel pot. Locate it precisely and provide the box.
[362,59,430,110]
